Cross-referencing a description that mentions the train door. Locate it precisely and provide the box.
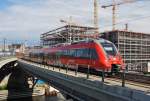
[88,48,92,67]
[53,53,57,66]
[55,51,61,66]
[48,53,54,65]
[44,53,48,65]
[89,48,98,68]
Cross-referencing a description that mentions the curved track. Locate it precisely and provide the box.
[22,59,150,90]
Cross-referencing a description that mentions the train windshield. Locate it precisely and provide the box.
[99,39,117,56]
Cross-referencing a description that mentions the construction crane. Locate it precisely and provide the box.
[102,0,140,31]
[94,0,99,34]
[60,16,74,25]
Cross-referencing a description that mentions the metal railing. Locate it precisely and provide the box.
[24,59,128,87]
[0,56,16,61]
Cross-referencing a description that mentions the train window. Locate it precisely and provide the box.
[58,48,98,60]
[39,53,44,57]
[101,43,117,56]
[56,51,61,56]
[58,50,68,57]
[90,49,98,59]
[61,50,64,56]
[71,50,77,57]
[69,50,74,57]
[75,48,98,59]
[82,49,90,59]
[99,39,118,56]
[64,50,69,56]
[76,49,84,57]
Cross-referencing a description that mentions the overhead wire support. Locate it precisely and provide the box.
[3,38,6,56]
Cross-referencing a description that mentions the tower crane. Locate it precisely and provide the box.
[94,0,99,34]
[102,0,140,31]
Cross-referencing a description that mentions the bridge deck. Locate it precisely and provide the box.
[22,60,150,92]
[18,60,150,101]
[0,57,17,68]
[0,89,44,101]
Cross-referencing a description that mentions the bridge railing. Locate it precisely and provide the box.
[0,56,16,61]
[19,60,150,101]
[23,60,128,87]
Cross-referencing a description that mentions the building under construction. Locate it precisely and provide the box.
[40,25,150,72]
[101,30,150,72]
[40,25,97,47]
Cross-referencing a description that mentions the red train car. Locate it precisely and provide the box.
[35,38,124,74]
[26,38,124,74]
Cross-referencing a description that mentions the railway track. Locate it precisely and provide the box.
[106,76,150,89]
[87,73,150,90]
[22,60,150,89]
[112,72,150,85]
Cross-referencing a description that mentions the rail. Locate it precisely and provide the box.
[22,59,150,90]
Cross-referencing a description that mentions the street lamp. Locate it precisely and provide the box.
[60,17,74,43]
[3,38,6,56]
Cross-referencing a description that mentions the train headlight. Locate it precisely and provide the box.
[113,58,116,60]
[105,59,108,62]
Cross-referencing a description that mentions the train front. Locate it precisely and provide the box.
[99,39,124,74]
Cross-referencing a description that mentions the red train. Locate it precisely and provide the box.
[24,38,124,74]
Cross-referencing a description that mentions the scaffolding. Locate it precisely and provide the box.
[41,25,150,72]
[40,25,97,47]
[102,30,150,72]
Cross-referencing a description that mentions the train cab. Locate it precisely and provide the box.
[97,39,124,73]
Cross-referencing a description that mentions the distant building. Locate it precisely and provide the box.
[8,44,25,55]
[0,44,11,56]
[101,30,150,72]
[0,45,3,52]
[24,45,42,58]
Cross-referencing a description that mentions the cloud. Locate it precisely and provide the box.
[0,0,149,45]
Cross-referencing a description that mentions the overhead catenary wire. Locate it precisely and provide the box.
[100,15,150,29]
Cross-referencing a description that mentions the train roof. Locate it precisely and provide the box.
[49,38,113,48]
[97,38,112,44]
[71,38,112,45]
[28,38,115,54]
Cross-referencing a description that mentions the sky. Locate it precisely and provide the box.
[0,0,150,46]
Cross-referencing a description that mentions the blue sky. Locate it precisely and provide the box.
[0,0,150,46]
